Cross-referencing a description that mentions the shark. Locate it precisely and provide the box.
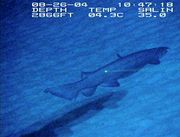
[44,47,168,100]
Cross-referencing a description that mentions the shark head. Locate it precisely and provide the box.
[156,47,169,59]
[143,47,169,65]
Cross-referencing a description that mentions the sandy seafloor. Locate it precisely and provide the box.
[0,0,180,137]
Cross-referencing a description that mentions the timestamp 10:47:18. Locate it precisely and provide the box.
[118,2,174,7]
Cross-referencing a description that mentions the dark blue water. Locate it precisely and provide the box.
[1,0,180,137]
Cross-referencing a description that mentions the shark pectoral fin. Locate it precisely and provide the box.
[101,80,120,87]
[116,54,123,59]
[81,71,94,79]
[149,60,160,65]
[81,87,97,97]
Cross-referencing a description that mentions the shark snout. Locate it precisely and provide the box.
[158,47,169,51]
[157,47,169,58]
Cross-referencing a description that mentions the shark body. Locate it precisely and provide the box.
[44,47,168,100]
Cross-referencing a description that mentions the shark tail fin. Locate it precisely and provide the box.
[44,83,80,100]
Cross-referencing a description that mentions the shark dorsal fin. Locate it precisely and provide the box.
[116,54,123,59]
[81,71,94,79]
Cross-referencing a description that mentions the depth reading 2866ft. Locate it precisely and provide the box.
[32,2,174,18]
